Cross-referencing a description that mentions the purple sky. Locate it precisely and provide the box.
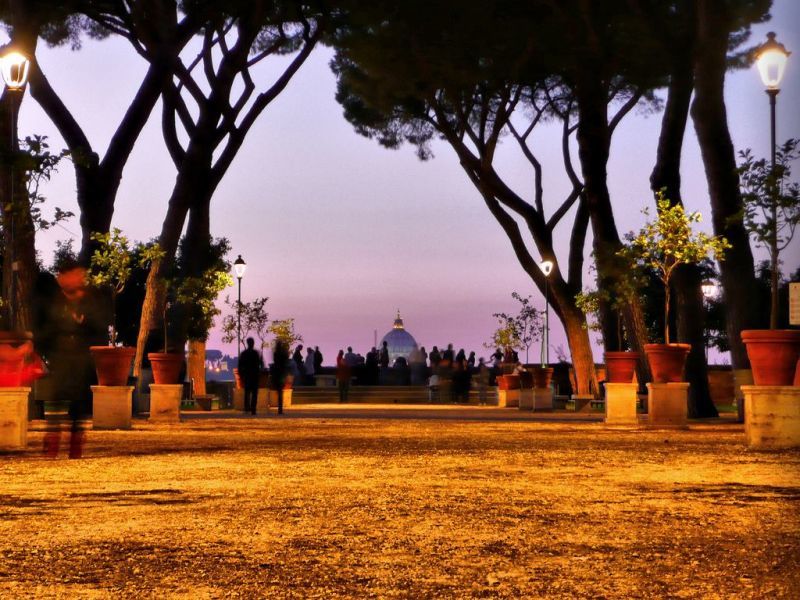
[12,2,800,365]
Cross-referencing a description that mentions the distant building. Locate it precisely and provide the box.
[380,311,418,364]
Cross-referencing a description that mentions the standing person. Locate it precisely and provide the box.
[467,351,476,370]
[443,344,455,363]
[292,345,305,384]
[304,347,316,385]
[336,349,351,403]
[477,358,490,405]
[364,347,378,385]
[344,346,358,367]
[429,346,441,369]
[37,261,106,459]
[313,346,323,373]
[379,341,390,368]
[271,340,290,415]
[238,337,262,415]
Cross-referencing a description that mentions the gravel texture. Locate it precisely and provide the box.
[1,408,798,598]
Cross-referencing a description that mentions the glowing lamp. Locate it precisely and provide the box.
[1,51,30,90]
[756,32,790,90]
[539,260,554,277]
[233,255,246,279]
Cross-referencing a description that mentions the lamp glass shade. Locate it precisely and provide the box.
[1,51,29,90]
[701,282,717,298]
[233,255,246,279]
[539,260,554,277]
[756,32,790,90]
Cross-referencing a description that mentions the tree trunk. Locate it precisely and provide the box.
[560,303,598,396]
[574,77,651,386]
[691,0,762,368]
[188,338,206,396]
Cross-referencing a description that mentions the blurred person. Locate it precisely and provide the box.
[443,344,454,363]
[477,358,490,405]
[379,341,389,369]
[238,337,262,415]
[467,351,476,370]
[292,345,305,384]
[313,346,323,372]
[304,346,316,385]
[344,346,358,367]
[271,340,290,415]
[429,346,441,369]
[365,347,378,385]
[336,349,351,402]
[37,261,106,458]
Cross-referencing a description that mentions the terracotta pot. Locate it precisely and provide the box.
[148,352,184,385]
[532,366,554,389]
[794,358,800,387]
[741,330,800,386]
[90,346,135,386]
[518,371,534,389]
[604,351,640,383]
[644,344,691,383]
[497,374,520,390]
[0,331,33,387]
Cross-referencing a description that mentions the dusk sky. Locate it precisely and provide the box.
[12,1,800,365]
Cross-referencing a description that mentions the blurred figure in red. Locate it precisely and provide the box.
[336,349,351,403]
[37,260,105,458]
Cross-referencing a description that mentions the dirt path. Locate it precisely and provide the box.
[1,415,798,598]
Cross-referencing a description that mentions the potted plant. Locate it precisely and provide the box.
[147,301,184,385]
[484,314,522,389]
[576,269,640,384]
[738,139,800,385]
[622,193,729,383]
[88,229,162,386]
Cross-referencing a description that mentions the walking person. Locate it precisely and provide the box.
[37,260,106,459]
[238,337,262,415]
[271,340,290,415]
[336,349,351,403]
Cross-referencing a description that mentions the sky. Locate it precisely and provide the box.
[10,1,800,366]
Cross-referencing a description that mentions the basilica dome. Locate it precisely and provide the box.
[380,311,418,364]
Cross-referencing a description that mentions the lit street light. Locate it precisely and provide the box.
[701,281,718,362]
[755,31,790,329]
[1,50,30,329]
[539,260,554,367]
[233,254,246,355]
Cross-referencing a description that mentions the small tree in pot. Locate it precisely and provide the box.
[738,139,800,385]
[621,193,729,383]
[88,229,163,385]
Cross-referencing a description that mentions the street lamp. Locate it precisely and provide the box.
[1,51,30,329]
[755,32,790,165]
[233,254,246,355]
[701,281,718,362]
[539,260,554,367]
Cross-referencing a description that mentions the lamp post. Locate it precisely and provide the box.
[701,281,718,362]
[0,51,30,330]
[538,260,554,367]
[233,254,246,355]
[755,32,790,329]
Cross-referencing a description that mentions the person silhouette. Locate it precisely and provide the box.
[238,337,262,415]
[271,340,290,415]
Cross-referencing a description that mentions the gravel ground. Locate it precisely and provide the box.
[1,409,798,599]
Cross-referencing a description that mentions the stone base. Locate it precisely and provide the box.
[742,385,800,450]
[647,383,689,429]
[149,384,182,423]
[0,387,30,449]
[534,388,553,411]
[497,389,519,408]
[92,386,134,430]
[256,388,270,412]
[605,383,639,426]
[232,388,244,411]
[570,394,592,413]
[519,388,533,410]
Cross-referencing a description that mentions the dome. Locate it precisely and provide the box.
[380,311,418,364]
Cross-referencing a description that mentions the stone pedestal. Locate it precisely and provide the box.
[733,369,753,424]
[92,386,134,430]
[149,384,182,423]
[233,388,244,411]
[570,394,592,413]
[0,387,30,449]
[497,389,519,408]
[647,383,689,429]
[742,385,800,450]
[519,388,533,410]
[534,388,553,410]
[256,388,270,412]
[605,383,639,426]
